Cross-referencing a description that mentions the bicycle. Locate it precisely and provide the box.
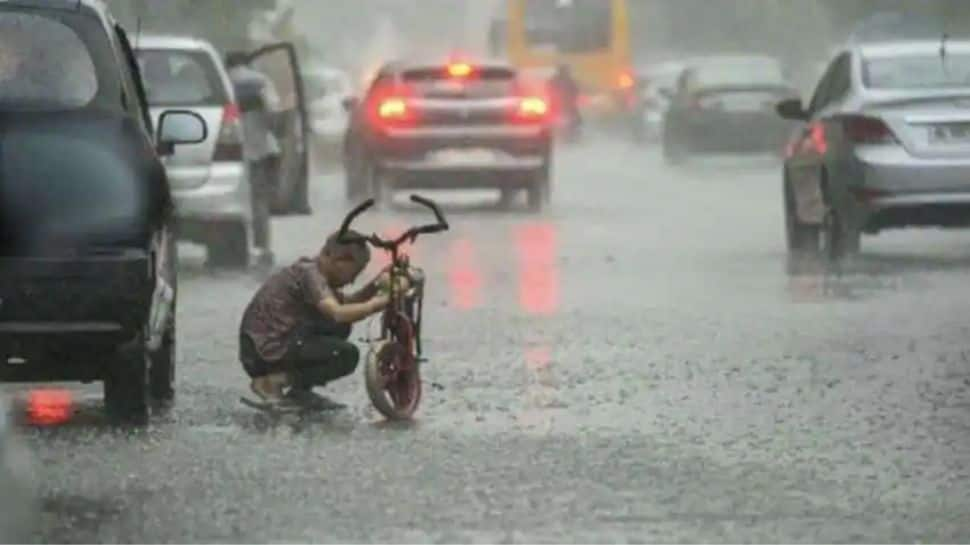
[337,194,449,420]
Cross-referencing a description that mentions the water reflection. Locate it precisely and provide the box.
[447,238,482,311]
[23,389,74,426]
[515,223,559,316]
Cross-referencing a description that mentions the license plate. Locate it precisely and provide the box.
[930,123,970,143]
[430,148,498,165]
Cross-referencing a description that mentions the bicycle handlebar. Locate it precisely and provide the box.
[336,194,449,251]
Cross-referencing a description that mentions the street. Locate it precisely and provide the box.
[17,137,970,543]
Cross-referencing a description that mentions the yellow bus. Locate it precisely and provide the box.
[494,0,634,118]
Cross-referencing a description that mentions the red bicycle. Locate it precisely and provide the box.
[338,195,449,420]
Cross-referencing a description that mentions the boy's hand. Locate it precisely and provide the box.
[370,293,391,313]
[376,272,410,294]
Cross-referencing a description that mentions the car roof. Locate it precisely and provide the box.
[857,39,970,58]
[134,34,218,53]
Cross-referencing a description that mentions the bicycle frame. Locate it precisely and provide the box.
[338,194,449,358]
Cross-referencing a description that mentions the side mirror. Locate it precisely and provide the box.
[776,98,809,121]
[341,96,359,113]
[156,110,207,156]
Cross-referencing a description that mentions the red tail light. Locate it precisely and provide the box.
[214,102,244,162]
[447,62,473,78]
[519,96,548,118]
[618,71,635,90]
[378,98,408,120]
[843,115,897,144]
[810,122,828,155]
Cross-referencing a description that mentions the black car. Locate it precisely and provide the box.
[662,55,799,163]
[0,0,207,423]
[342,60,553,210]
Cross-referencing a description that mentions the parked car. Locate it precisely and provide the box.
[779,39,970,260]
[136,35,254,267]
[663,55,800,163]
[0,0,206,423]
[342,59,553,210]
[303,65,354,163]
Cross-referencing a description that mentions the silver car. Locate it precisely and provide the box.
[136,35,253,267]
[779,39,970,259]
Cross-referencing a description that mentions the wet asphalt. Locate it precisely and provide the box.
[7,136,970,543]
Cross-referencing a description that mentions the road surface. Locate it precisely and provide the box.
[11,136,970,543]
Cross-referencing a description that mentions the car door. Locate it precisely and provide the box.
[234,42,309,215]
[786,53,851,224]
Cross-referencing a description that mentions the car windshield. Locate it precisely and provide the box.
[0,11,99,110]
[694,58,787,88]
[136,49,227,106]
[524,0,612,54]
[863,52,970,90]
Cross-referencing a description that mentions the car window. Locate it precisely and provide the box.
[402,68,517,99]
[136,49,227,106]
[826,54,852,105]
[0,11,99,110]
[863,52,970,90]
[693,58,787,88]
[808,56,841,115]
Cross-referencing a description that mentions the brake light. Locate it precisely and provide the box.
[810,122,828,155]
[844,115,897,144]
[214,102,243,162]
[378,98,408,119]
[519,96,548,118]
[447,62,473,78]
[618,71,635,90]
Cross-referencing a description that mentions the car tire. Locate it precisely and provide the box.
[149,312,176,402]
[207,221,250,269]
[104,332,150,425]
[527,174,548,212]
[784,180,819,255]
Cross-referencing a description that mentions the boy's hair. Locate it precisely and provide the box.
[225,52,249,69]
[322,230,370,269]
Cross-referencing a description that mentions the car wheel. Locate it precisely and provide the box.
[104,332,150,425]
[207,221,250,269]
[784,180,819,255]
[526,174,548,212]
[149,312,175,402]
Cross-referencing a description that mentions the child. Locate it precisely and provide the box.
[238,230,404,409]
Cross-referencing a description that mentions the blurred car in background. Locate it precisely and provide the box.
[303,65,354,166]
[663,55,800,163]
[343,59,553,210]
[779,39,970,260]
[631,61,685,143]
[0,394,35,542]
[136,35,254,267]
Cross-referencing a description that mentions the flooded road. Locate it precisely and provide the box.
[11,137,970,542]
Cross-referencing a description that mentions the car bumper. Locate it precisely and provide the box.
[852,148,970,231]
[685,113,789,152]
[172,162,250,223]
[0,253,152,380]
